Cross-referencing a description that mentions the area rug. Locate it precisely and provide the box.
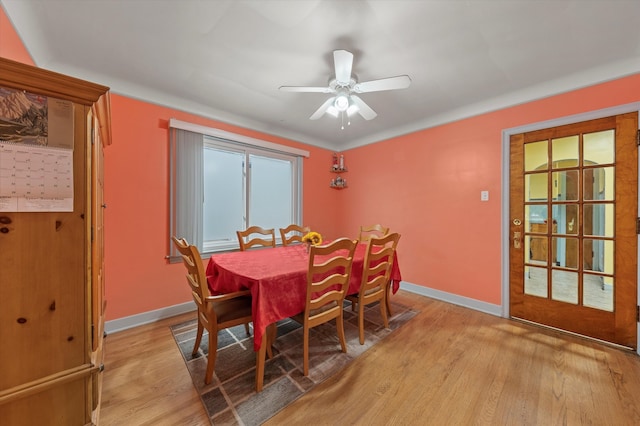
[170,301,418,425]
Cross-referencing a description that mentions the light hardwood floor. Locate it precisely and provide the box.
[100,291,640,425]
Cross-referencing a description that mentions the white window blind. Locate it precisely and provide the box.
[169,119,307,258]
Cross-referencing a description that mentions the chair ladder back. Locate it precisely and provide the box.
[172,237,214,318]
[360,234,399,296]
[306,238,357,319]
[236,226,276,251]
[279,224,310,246]
[307,261,352,312]
[359,224,390,242]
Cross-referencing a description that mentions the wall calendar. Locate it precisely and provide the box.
[0,86,75,212]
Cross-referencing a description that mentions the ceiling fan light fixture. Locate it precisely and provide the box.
[347,103,359,116]
[326,105,339,117]
[334,93,349,111]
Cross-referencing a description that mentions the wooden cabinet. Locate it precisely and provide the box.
[0,58,111,425]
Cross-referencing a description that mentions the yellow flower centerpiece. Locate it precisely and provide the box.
[302,231,323,252]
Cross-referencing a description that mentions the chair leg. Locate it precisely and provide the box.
[385,281,393,317]
[380,295,389,329]
[358,300,365,345]
[192,320,204,356]
[337,312,347,353]
[204,330,218,385]
[303,325,310,376]
[244,323,250,335]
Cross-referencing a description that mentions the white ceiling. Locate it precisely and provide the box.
[3,0,640,151]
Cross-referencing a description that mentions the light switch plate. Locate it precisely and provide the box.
[481,190,489,201]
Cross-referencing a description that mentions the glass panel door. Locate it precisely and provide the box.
[510,113,638,349]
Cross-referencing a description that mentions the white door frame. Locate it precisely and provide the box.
[500,102,640,355]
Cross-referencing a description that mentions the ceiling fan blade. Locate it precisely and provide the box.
[333,50,353,84]
[350,95,377,120]
[279,85,333,93]
[309,97,336,120]
[354,75,411,93]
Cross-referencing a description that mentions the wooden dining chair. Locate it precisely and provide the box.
[292,237,358,376]
[172,236,253,385]
[346,232,401,345]
[358,224,390,242]
[236,226,277,251]
[279,224,310,246]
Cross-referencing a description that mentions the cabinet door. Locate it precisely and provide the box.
[90,111,106,422]
[0,379,88,425]
[0,104,88,390]
[90,110,106,353]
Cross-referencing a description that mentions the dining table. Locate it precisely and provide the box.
[205,240,402,391]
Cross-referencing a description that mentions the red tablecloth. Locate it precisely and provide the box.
[206,242,401,351]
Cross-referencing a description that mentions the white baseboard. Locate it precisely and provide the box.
[105,283,502,335]
[105,300,196,335]
[399,281,503,317]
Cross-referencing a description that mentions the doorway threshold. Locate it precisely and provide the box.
[511,316,636,353]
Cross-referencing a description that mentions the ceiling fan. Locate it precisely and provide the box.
[279,49,411,122]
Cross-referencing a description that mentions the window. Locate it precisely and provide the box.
[169,119,308,257]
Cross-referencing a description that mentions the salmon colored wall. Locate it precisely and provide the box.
[0,5,34,64]
[342,74,640,305]
[105,95,340,319]
[3,7,640,318]
[340,117,502,303]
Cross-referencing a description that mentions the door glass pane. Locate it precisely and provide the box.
[584,130,614,165]
[203,147,245,242]
[526,172,548,201]
[552,204,578,235]
[552,170,579,201]
[584,167,614,201]
[583,239,614,274]
[249,154,293,230]
[551,269,578,304]
[552,237,578,269]
[552,135,579,168]
[584,204,614,237]
[527,236,548,265]
[583,274,613,312]
[526,205,547,233]
[524,266,547,297]
[525,140,548,171]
